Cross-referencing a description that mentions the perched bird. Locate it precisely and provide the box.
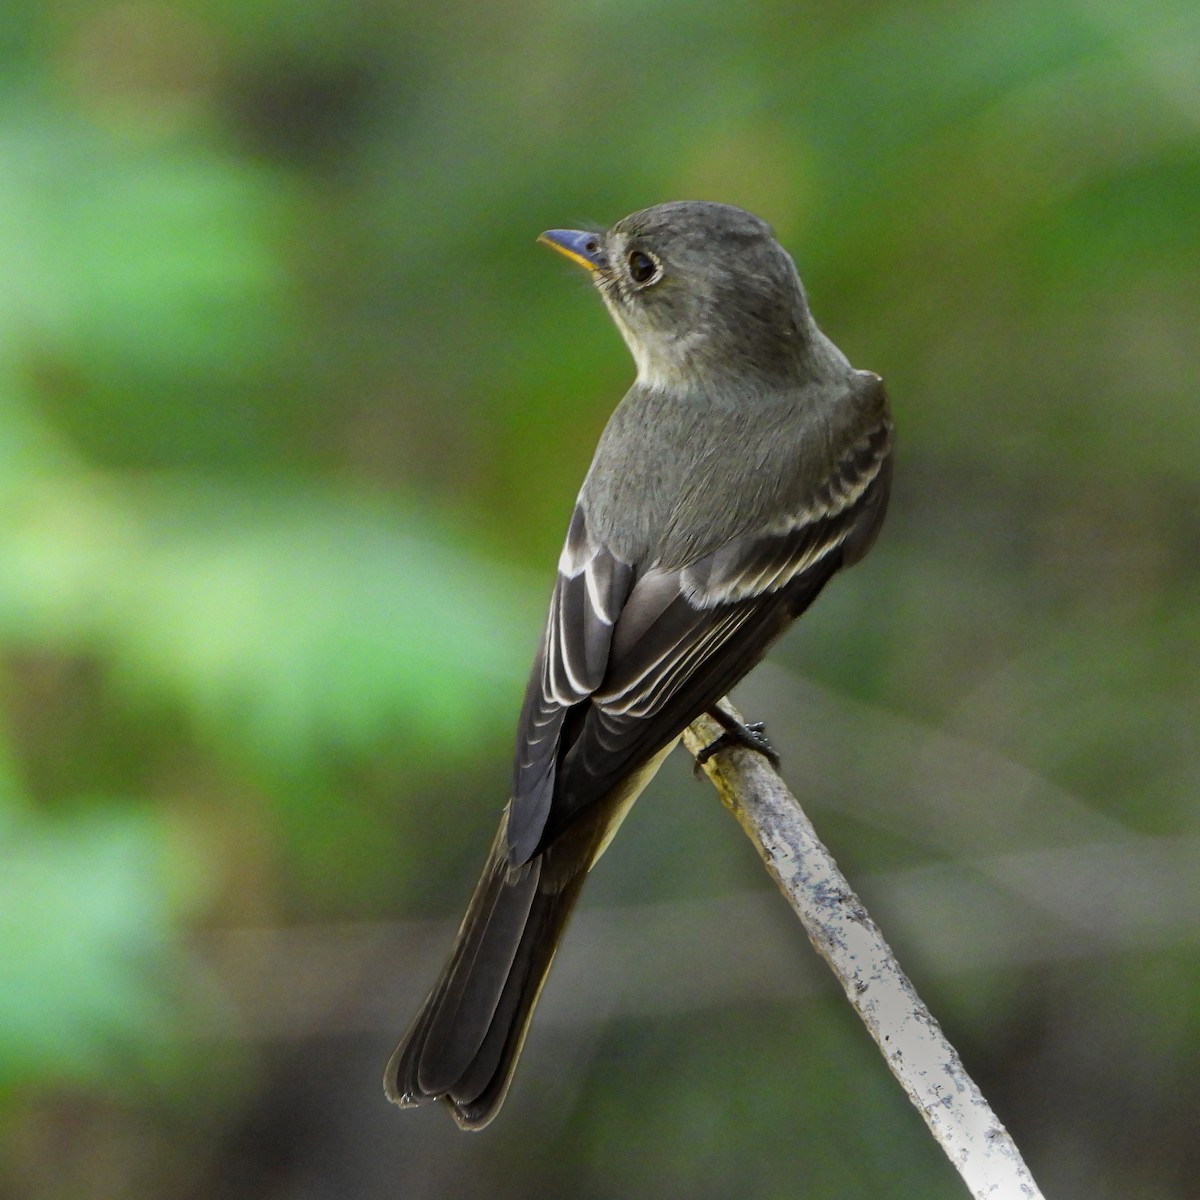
[385,201,893,1129]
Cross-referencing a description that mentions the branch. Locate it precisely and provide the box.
[684,703,1045,1200]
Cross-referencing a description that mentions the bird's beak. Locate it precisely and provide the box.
[537,229,606,272]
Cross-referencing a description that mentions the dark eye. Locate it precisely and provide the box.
[627,249,659,285]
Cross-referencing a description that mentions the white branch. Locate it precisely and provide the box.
[684,703,1045,1200]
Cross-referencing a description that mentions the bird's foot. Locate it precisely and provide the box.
[694,711,781,774]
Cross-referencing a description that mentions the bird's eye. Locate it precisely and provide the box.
[627,249,660,285]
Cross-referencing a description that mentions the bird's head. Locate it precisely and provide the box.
[539,201,819,391]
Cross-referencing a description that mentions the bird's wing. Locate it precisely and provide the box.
[507,504,635,860]
[507,415,892,863]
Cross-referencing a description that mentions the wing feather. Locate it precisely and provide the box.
[509,410,893,862]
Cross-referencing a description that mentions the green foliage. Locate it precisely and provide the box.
[0,801,184,1094]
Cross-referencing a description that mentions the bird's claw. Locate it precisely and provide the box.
[694,718,781,774]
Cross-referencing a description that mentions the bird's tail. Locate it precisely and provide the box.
[383,809,598,1129]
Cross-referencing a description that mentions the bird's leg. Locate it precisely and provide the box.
[694,703,782,772]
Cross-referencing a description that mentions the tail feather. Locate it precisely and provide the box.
[384,809,598,1130]
[447,872,586,1123]
[386,746,675,1128]
[419,848,538,1094]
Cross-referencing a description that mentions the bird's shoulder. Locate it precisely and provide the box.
[575,369,889,570]
[668,368,890,567]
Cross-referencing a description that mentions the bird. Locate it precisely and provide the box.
[384,200,893,1129]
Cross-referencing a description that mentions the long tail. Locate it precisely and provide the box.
[383,807,600,1129]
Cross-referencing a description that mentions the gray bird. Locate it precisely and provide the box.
[385,200,893,1129]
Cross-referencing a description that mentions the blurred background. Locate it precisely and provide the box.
[0,0,1197,1196]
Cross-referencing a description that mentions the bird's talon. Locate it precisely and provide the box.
[694,737,727,772]
[695,716,781,771]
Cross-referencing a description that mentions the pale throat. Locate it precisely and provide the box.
[611,309,708,393]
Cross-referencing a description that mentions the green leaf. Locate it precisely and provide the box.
[0,806,185,1093]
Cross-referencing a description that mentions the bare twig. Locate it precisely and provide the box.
[684,702,1045,1200]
